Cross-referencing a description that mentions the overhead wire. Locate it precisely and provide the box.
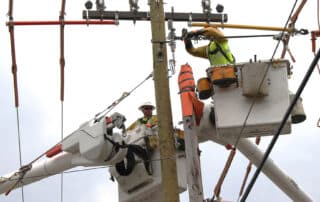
[233,0,298,152]
[212,146,236,201]
[4,1,316,201]
[316,0,320,75]
[214,0,299,200]
[94,72,153,121]
[241,42,320,202]
[3,154,177,183]
[190,2,301,200]
[3,70,153,195]
[316,0,320,127]
[280,0,307,60]
[230,0,304,151]
[189,5,304,199]
[59,0,67,201]
[237,137,260,201]
[7,0,25,201]
[236,0,300,198]
[318,0,320,30]
[240,1,320,201]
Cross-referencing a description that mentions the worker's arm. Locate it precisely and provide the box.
[185,42,208,59]
[183,29,208,59]
[202,27,227,42]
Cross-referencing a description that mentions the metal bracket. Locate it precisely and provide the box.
[115,11,119,25]
[83,10,227,23]
[202,0,212,14]
[188,13,192,27]
[96,0,106,11]
[129,0,139,12]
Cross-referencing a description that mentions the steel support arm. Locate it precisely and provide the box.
[82,10,227,22]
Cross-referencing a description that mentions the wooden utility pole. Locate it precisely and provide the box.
[149,0,179,201]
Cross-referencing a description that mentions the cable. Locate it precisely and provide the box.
[241,48,320,202]
[60,102,64,202]
[59,1,66,201]
[233,0,298,149]
[216,0,300,200]
[4,154,177,182]
[94,72,153,121]
[237,0,299,200]
[7,0,25,200]
[15,109,25,202]
[237,137,260,201]
[232,0,299,148]
[318,0,320,30]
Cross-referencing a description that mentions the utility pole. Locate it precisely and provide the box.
[149,0,179,201]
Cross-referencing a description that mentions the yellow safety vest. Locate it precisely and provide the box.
[138,115,158,126]
[207,41,234,66]
[127,115,158,131]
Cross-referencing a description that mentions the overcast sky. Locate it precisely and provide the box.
[0,0,320,202]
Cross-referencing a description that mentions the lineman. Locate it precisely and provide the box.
[183,26,235,66]
[127,102,158,131]
[183,26,237,98]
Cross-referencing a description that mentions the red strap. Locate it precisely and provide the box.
[46,144,62,158]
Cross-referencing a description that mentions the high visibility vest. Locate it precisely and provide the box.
[127,115,158,131]
[138,115,158,126]
[207,41,234,66]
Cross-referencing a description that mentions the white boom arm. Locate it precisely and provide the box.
[0,105,313,202]
[199,104,313,202]
[0,112,131,195]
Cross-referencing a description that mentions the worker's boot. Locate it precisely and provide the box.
[290,93,306,124]
[197,77,213,100]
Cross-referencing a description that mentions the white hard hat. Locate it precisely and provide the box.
[138,101,155,111]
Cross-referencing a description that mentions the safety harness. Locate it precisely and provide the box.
[207,41,235,65]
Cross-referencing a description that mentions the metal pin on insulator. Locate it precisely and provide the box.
[202,0,211,14]
[96,0,106,11]
[115,12,119,25]
[188,13,192,27]
[129,0,139,12]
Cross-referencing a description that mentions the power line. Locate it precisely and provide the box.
[241,47,320,202]
[15,109,25,202]
[239,1,316,200]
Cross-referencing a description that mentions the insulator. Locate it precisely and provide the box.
[96,0,106,11]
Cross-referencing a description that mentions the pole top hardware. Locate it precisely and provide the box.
[82,10,227,23]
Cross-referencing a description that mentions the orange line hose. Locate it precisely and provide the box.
[213,148,236,198]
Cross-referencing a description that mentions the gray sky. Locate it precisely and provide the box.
[0,0,320,201]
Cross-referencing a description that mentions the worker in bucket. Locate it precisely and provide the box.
[127,102,158,131]
[183,26,237,99]
[127,102,159,151]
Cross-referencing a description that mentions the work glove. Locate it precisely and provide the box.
[182,28,194,50]
[182,28,189,39]
[182,28,205,38]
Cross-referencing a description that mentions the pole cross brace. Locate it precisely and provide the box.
[82,10,227,22]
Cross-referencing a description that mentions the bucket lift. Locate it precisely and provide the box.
[0,112,187,201]
[211,59,293,138]
[0,69,311,201]
[177,58,311,202]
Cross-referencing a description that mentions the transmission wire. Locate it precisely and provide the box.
[15,109,25,202]
[239,1,309,201]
